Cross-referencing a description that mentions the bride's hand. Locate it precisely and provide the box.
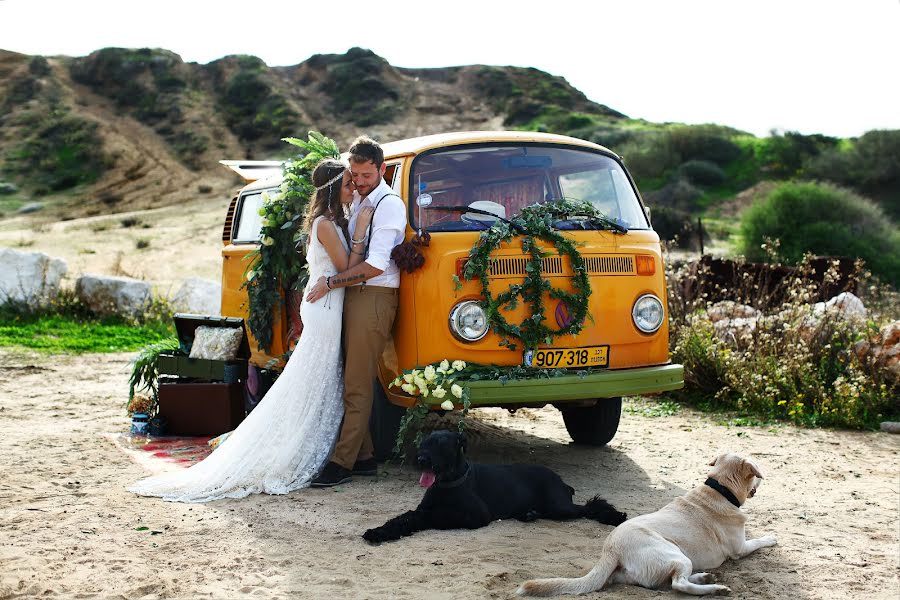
[356,206,375,232]
[305,276,329,303]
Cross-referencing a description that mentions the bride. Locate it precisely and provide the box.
[128,159,373,502]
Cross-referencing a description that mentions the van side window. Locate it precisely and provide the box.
[385,163,400,191]
[233,190,267,243]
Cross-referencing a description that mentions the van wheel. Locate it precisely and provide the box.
[560,398,622,446]
[370,380,406,461]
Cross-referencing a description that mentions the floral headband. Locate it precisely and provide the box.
[314,168,346,191]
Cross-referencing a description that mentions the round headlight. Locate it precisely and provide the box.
[632,294,664,333]
[449,301,489,342]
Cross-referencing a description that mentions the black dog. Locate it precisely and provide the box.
[362,430,626,544]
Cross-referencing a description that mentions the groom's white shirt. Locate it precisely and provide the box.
[347,179,407,288]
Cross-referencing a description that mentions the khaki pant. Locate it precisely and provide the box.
[331,285,399,469]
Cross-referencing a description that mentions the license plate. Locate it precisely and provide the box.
[523,346,609,369]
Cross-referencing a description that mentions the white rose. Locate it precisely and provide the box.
[452,360,466,372]
[390,377,402,388]
[451,384,463,399]
[413,376,426,389]
[439,359,450,372]
[432,386,446,399]
[403,373,414,384]
[401,383,416,395]
[423,365,437,382]
[440,400,454,411]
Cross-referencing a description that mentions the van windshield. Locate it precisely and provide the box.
[409,144,648,232]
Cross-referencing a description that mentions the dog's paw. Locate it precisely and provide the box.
[759,534,777,547]
[710,584,731,596]
[362,529,386,544]
[688,572,717,585]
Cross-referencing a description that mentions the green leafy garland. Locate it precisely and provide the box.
[462,199,615,351]
[242,132,340,351]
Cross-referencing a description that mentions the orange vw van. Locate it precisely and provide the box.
[220,131,683,456]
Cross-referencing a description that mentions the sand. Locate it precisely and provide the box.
[0,348,898,599]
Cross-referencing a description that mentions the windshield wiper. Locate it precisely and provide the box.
[558,214,629,234]
[426,205,526,233]
[548,198,629,234]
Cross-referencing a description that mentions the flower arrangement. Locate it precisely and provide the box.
[242,131,341,352]
[389,359,471,454]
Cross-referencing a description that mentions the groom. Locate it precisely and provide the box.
[309,136,407,487]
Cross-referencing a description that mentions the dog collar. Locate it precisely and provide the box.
[435,465,471,488]
[705,477,741,507]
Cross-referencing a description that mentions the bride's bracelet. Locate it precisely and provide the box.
[325,276,333,290]
[350,234,368,245]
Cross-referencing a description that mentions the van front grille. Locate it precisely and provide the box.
[222,195,238,243]
[485,254,635,277]
[487,256,563,277]
[583,255,635,275]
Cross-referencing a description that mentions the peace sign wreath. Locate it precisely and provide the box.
[461,200,605,351]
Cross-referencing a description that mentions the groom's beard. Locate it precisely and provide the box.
[355,184,376,199]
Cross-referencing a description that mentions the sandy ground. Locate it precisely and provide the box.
[0,349,898,600]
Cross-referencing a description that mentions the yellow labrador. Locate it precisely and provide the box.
[518,453,776,596]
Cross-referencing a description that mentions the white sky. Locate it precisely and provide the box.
[2,0,898,138]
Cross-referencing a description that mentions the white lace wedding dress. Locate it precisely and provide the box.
[128,217,347,502]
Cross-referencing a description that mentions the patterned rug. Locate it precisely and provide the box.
[105,432,213,475]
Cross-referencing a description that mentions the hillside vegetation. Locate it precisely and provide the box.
[0,46,897,269]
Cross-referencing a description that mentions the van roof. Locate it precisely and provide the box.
[379,130,612,159]
[235,131,614,192]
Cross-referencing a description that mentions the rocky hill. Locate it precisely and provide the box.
[0,47,625,218]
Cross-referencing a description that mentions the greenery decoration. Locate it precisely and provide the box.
[461,198,621,351]
[127,337,180,416]
[242,131,340,351]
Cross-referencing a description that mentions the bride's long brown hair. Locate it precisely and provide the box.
[302,159,349,236]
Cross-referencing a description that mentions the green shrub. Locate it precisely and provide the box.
[740,181,900,285]
[6,110,111,191]
[678,160,726,186]
[618,131,680,181]
[666,125,742,166]
[318,48,399,127]
[756,131,838,179]
[667,261,899,429]
[650,206,700,248]
[805,130,900,218]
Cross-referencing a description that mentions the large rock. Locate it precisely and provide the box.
[797,292,868,343]
[0,247,67,307]
[75,274,151,318]
[707,300,759,323]
[171,277,221,316]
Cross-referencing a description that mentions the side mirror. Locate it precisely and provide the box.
[643,205,652,224]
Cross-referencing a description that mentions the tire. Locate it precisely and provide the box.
[560,398,622,446]
[369,379,406,461]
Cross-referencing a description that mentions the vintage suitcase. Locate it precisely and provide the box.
[157,314,250,383]
[156,314,250,436]
[157,377,245,437]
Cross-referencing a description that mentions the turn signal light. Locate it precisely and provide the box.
[635,255,656,276]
